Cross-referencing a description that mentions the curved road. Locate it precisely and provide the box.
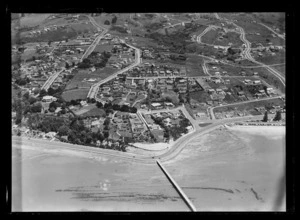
[215,13,285,87]
[12,114,263,165]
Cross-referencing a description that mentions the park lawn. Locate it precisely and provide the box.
[62,88,89,101]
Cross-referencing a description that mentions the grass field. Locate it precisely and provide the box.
[93,14,114,28]
[65,67,116,90]
[255,51,285,65]
[201,29,219,45]
[61,88,89,101]
[21,28,78,43]
[271,64,285,76]
[93,44,113,53]
[190,90,211,103]
[80,106,106,117]
[218,31,243,47]
[69,22,97,34]
[206,62,256,76]
[185,54,206,76]
[19,14,53,27]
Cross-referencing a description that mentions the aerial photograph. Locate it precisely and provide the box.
[11,12,286,212]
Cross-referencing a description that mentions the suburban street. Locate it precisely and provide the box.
[214,13,286,87]
[41,67,65,91]
[80,15,108,62]
[87,42,142,100]
[258,22,285,40]
[209,95,283,119]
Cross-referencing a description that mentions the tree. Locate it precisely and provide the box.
[30,102,42,113]
[273,111,282,121]
[104,20,110,25]
[39,89,47,97]
[28,97,37,105]
[47,87,56,96]
[58,125,70,136]
[65,62,70,69]
[49,107,55,112]
[23,91,30,100]
[262,111,268,122]
[33,88,40,95]
[112,16,117,24]
[96,101,103,108]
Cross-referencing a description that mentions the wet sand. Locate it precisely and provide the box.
[12,145,188,211]
[12,125,285,211]
[163,125,286,211]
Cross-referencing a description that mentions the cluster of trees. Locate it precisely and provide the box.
[96,101,137,114]
[12,91,44,124]
[111,16,117,25]
[15,77,30,86]
[78,51,111,69]
[27,114,68,133]
[262,110,282,122]
[39,86,65,98]
[57,116,126,151]
[151,115,190,141]
[48,100,67,114]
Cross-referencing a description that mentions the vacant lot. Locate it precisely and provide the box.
[190,90,211,103]
[62,88,89,101]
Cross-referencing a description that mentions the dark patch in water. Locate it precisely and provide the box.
[71,192,181,202]
[250,188,264,202]
[182,186,234,194]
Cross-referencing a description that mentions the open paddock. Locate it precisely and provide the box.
[62,88,90,101]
